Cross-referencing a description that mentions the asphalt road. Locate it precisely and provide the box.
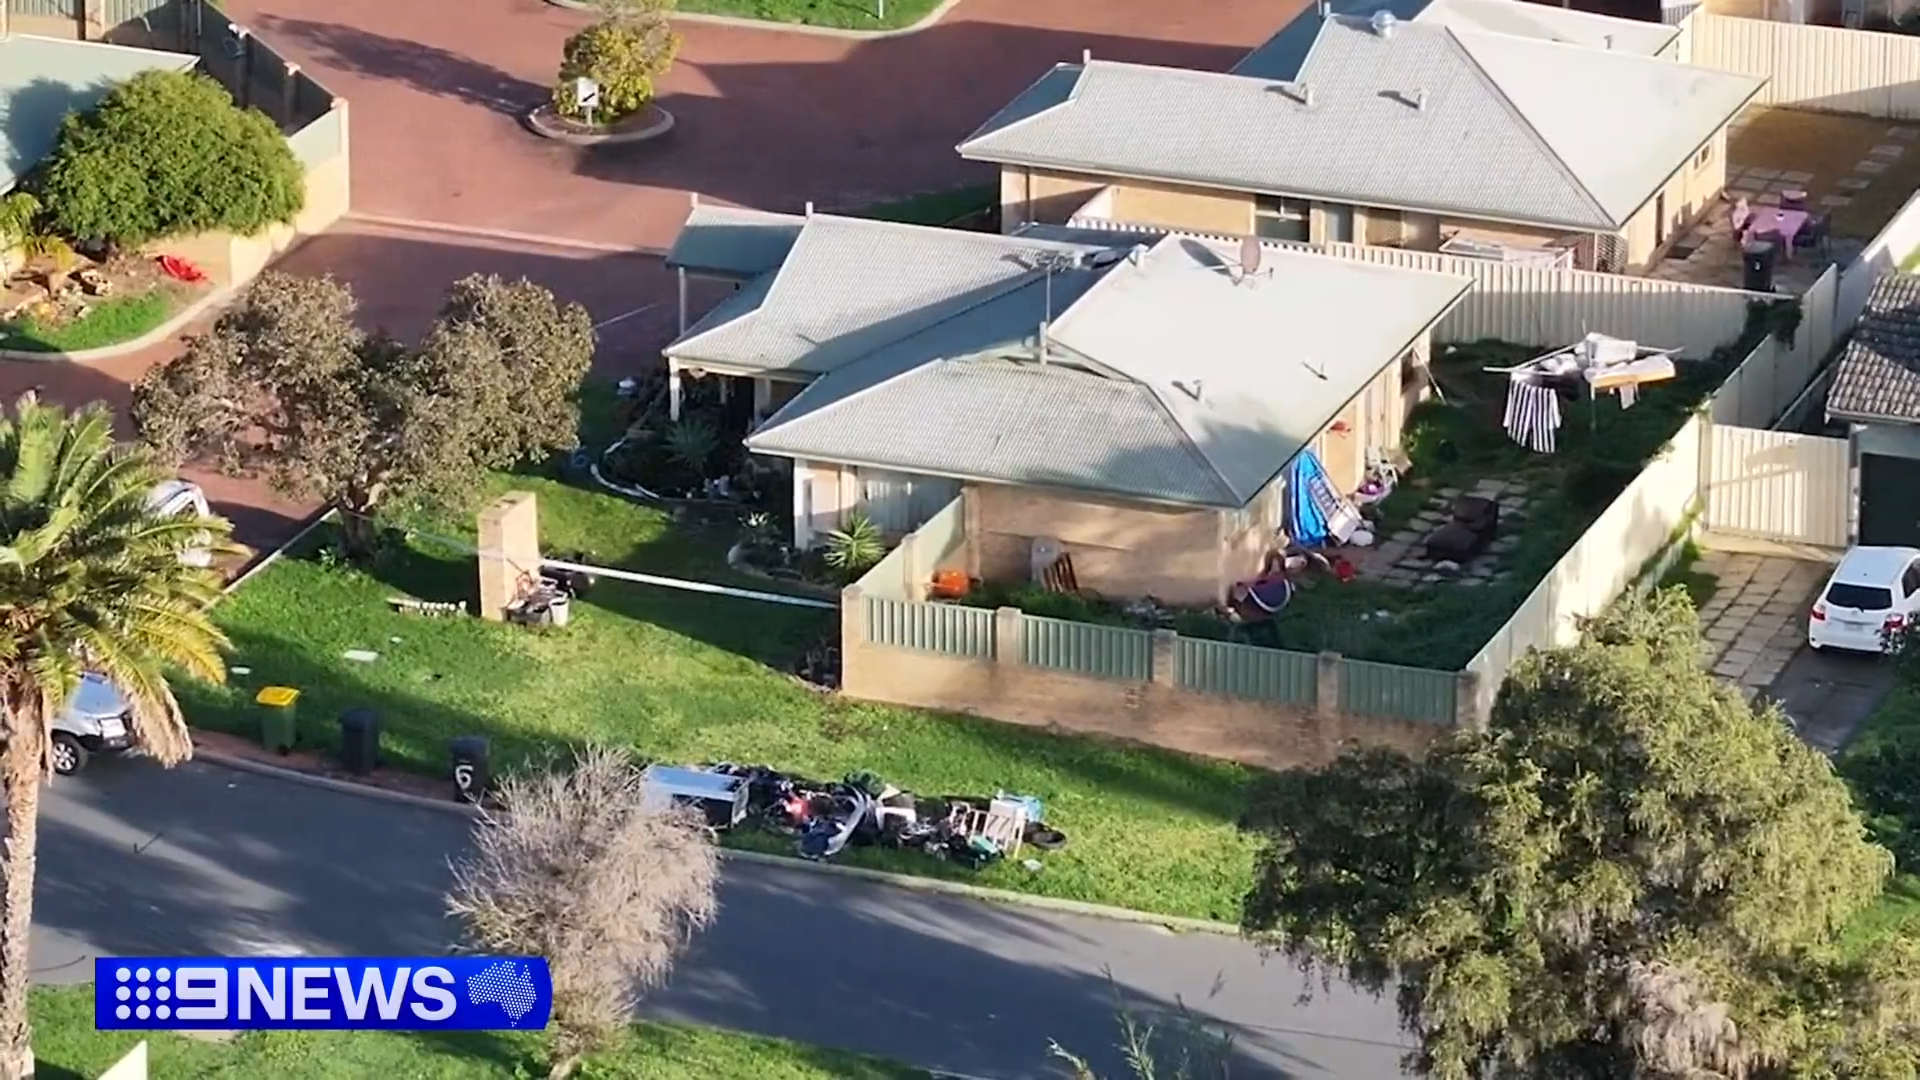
[32,759,1411,1079]
[1765,644,1896,754]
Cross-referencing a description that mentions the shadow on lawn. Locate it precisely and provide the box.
[35,755,1384,1079]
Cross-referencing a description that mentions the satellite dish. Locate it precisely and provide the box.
[1237,236,1263,283]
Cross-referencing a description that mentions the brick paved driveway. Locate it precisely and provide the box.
[22,0,1294,555]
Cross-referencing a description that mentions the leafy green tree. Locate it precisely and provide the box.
[552,0,681,124]
[0,393,233,1077]
[130,272,595,556]
[1241,589,1920,1079]
[35,69,304,250]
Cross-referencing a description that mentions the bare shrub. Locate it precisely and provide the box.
[446,745,720,1077]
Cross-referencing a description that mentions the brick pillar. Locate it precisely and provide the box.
[1315,650,1343,719]
[962,486,982,581]
[840,584,865,647]
[993,606,1024,665]
[898,533,922,600]
[1454,669,1485,731]
[1150,629,1178,687]
[476,492,540,622]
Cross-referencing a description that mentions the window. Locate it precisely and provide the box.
[1254,195,1310,242]
[1826,582,1894,612]
[1695,143,1713,170]
[1903,562,1920,597]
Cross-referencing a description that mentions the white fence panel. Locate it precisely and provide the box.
[1703,427,1850,548]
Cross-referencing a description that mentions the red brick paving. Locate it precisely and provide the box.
[228,0,1286,248]
[18,0,1297,556]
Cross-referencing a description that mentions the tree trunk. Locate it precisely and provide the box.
[0,736,42,1080]
[336,499,380,560]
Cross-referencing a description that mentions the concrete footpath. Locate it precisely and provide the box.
[34,759,1410,1079]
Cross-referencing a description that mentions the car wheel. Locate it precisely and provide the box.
[50,733,88,777]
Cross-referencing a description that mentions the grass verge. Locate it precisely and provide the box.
[676,0,943,30]
[1837,684,1920,954]
[29,984,929,1078]
[189,494,1257,922]
[0,289,176,353]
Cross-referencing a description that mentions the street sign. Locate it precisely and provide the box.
[574,77,600,110]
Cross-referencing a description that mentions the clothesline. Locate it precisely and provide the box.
[1496,334,1680,455]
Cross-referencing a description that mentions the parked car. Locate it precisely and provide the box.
[51,674,135,777]
[1807,545,1920,654]
[150,479,214,567]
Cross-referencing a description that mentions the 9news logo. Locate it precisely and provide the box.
[95,957,553,1032]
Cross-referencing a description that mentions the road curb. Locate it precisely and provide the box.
[188,751,1240,937]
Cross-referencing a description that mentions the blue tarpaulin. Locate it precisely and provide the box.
[1282,449,1346,549]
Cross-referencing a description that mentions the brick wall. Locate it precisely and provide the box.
[842,595,1459,771]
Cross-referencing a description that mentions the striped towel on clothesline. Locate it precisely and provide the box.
[1503,374,1561,454]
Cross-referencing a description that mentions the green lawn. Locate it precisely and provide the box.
[0,289,177,354]
[1838,684,1920,954]
[677,0,943,30]
[29,985,927,1079]
[188,468,1257,922]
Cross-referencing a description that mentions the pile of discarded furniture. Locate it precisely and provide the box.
[640,762,1067,869]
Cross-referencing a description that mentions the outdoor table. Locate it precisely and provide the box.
[1744,207,1810,259]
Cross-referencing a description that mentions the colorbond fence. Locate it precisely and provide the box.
[1020,615,1154,682]
[856,592,1458,725]
[1175,636,1317,705]
[865,597,995,658]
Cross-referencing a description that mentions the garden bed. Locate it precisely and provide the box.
[195,483,1257,921]
[0,252,202,354]
[674,0,945,30]
[27,984,928,1078]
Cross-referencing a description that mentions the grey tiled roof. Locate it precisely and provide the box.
[1236,0,1677,75]
[743,228,1471,507]
[961,15,1761,231]
[1827,274,1920,424]
[663,205,806,279]
[665,214,1115,376]
[745,276,1240,507]
[0,37,198,193]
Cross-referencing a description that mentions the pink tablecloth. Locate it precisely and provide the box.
[1744,207,1810,254]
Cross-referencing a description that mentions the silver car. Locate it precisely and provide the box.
[52,674,134,776]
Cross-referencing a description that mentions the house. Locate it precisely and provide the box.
[1824,272,1920,547]
[959,4,1765,272]
[664,210,1471,606]
[0,34,199,194]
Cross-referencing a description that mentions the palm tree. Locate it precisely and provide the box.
[0,392,232,1077]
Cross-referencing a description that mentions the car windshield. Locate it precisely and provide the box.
[1826,582,1894,611]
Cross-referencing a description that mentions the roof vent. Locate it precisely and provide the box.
[1316,0,1331,17]
[1296,82,1314,107]
[1370,9,1396,36]
[1127,243,1150,265]
[1082,48,1092,64]
[1172,379,1204,401]
[1603,33,1614,49]
[1413,87,1428,111]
